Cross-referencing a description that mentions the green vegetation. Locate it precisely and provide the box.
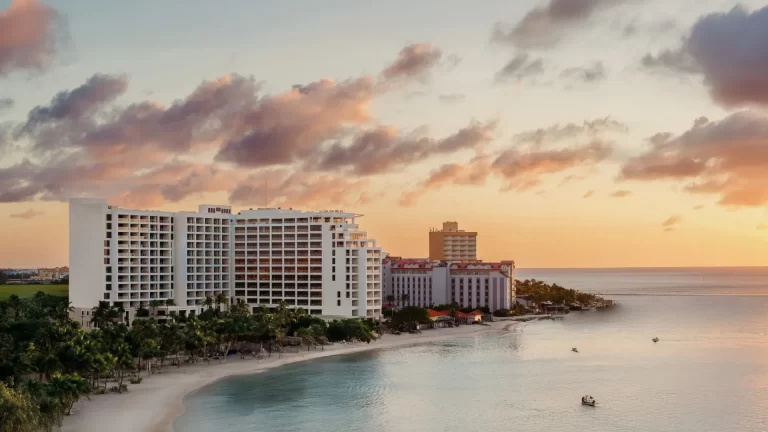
[516,279,606,307]
[0,285,68,300]
[0,292,376,429]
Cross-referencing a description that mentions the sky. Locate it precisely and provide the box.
[1,0,768,268]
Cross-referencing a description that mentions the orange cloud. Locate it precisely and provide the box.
[0,0,65,75]
[621,111,768,207]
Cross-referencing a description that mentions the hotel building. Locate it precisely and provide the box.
[428,221,477,261]
[69,198,383,321]
[382,259,515,312]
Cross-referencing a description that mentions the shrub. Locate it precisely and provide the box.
[129,377,143,384]
[493,309,510,317]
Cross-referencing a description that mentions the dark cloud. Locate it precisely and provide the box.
[215,76,373,168]
[9,209,44,219]
[620,111,768,207]
[20,74,128,135]
[495,54,545,82]
[0,0,66,76]
[312,120,497,176]
[381,43,443,83]
[560,61,607,82]
[492,0,632,50]
[642,5,768,106]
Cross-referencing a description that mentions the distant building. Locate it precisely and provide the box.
[38,267,69,280]
[382,259,515,312]
[428,221,477,261]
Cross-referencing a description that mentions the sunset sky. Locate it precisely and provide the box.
[1,0,767,268]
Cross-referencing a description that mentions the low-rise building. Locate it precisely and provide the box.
[383,259,515,312]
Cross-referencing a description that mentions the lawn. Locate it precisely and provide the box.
[0,284,69,300]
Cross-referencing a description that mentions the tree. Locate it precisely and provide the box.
[46,373,90,415]
[295,328,315,351]
[214,293,228,312]
[0,381,41,432]
[148,299,165,318]
[204,296,214,310]
[400,293,410,308]
[391,306,429,332]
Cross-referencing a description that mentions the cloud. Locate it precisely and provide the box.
[438,93,466,104]
[493,140,613,191]
[311,119,497,176]
[560,61,607,83]
[693,205,704,210]
[0,0,66,76]
[662,215,681,230]
[229,170,371,208]
[9,208,44,219]
[514,118,626,146]
[495,54,545,82]
[380,43,443,83]
[0,98,13,113]
[642,5,768,106]
[399,156,491,206]
[758,223,768,231]
[611,190,632,197]
[19,74,128,135]
[215,76,374,168]
[583,190,595,198]
[621,111,768,207]
[492,0,633,50]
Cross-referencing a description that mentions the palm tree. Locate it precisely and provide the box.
[214,293,228,312]
[295,328,314,351]
[164,299,176,307]
[385,294,396,318]
[148,299,165,317]
[90,302,112,328]
[400,293,410,308]
[203,296,214,310]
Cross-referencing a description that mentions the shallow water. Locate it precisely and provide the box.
[176,269,768,432]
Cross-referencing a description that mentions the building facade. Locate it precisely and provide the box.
[69,198,383,320]
[37,267,69,280]
[382,259,515,311]
[428,221,477,261]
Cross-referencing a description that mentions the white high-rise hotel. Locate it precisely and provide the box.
[69,198,383,319]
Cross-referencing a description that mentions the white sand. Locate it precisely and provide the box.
[61,322,513,432]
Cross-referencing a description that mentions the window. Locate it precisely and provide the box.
[104,293,110,300]
[337,300,341,306]
[337,291,341,298]
[332,275,335,281]
[105,284,111,291]
[106,214,112,221]
[346,292,350,298]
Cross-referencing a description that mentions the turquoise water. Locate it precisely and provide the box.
[176,269,768,432]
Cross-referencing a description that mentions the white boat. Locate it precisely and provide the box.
[652,337,660,343]
[581,395,596,406]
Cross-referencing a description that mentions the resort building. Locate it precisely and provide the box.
[382,259,515,312]
[69,198,383,321]
[428,221,477,261]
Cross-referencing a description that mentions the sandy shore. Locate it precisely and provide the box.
[61,322,512,432]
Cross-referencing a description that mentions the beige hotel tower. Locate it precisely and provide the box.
[428,221,477,261]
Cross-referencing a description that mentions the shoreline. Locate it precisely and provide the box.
[61,321,514,432]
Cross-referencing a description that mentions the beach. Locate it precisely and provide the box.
[61,322,511,432]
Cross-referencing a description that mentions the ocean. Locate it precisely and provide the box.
[175,267,768,432]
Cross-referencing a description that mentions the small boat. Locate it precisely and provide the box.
[572,347,579,353]
[581,395,596,407]
[652,337,660,343]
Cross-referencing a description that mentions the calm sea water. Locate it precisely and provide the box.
[176,268,768,432]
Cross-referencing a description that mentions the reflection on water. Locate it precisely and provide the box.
[176,295,768,432]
